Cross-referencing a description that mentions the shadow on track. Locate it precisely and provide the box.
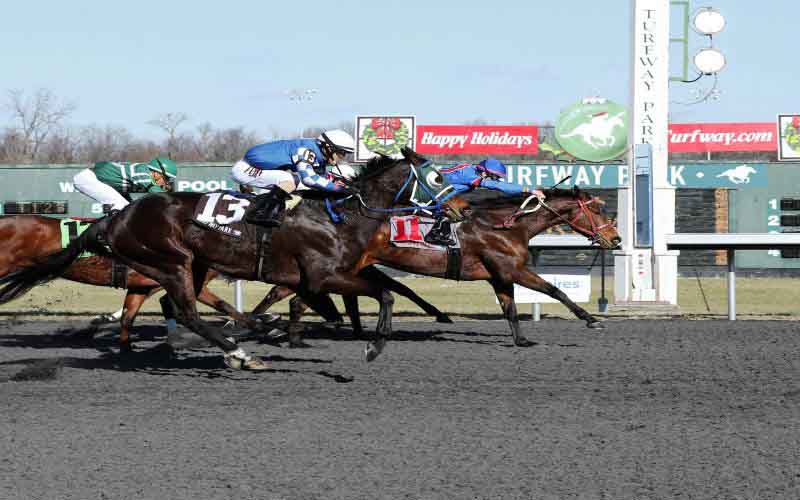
[0,343,353,383]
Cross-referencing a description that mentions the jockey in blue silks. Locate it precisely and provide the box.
[424,158,544,246]
[231,129,355,226]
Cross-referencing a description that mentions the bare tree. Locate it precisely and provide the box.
[5,88,77,161]
[147,112,189,157]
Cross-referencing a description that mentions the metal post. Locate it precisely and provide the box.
[532,303,541,322]
[727,248,735,320]
[234,280,244,313]
[598,249,608,312]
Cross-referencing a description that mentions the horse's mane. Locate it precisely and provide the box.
[464,188,589,209]
[348,154,401,185]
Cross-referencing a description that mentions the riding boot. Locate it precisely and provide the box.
[245,189,290,227]
[424,216,455,247]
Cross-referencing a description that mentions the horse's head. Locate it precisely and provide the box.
[346,152,415,209]
[543,187,621,249]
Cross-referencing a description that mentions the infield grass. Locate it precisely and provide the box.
[0,275,796,320]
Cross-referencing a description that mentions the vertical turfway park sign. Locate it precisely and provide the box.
[415,125,538,155]
[355,116,416,162]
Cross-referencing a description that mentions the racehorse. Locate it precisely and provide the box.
[256,147,621,347]
[0,153,434,369]
[0,215,265,351]
[0,214,451,350]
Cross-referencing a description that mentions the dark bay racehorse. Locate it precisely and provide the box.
[0,215,259,350]
[0,154,426,369]
[257,148,621,347]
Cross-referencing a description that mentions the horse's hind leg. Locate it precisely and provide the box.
[358,266,452,323]
[514,268,602,329]
[118,287,156,353]
[365,289,394,362]
[250,284,293,315]
[343,295,364,338]
[489,279,534,347]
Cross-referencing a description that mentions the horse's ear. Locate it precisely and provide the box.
[401,146,427,165]
[572,185,581,196]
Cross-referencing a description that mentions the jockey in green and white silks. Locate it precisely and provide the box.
[73,157,178,211]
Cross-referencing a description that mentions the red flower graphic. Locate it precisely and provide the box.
[370,118,402,139]
[792,116,800,129]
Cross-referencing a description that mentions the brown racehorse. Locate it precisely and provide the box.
[256,148,621,347]
[0,153,444,369]
[0,215,267,350]
[0,214,450,349]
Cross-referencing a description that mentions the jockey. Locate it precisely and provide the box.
[231,129,356,226]
[424,158,544,246]
[73,157,178,213]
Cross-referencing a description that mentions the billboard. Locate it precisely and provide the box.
[355,116,416,162]
[668,122,776,153]
[777,114,800,161]
[415,125,538,155]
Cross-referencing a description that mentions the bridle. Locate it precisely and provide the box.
[498,193,615,246]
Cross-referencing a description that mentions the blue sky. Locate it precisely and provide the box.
[1,0,792,139]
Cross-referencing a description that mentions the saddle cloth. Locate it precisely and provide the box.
[389,215,461,251]
[193,191,252,238]
[60,218,94,258]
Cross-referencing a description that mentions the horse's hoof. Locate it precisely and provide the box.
[514,338,536,347]
[90,314,117,326]
[264,328,289,342]
[587,321,605,330]
[364,338,387,362]
[258,313,281,324]
[167,331,211,350]
[320,321,344,330]
[436,314,454,324]
[223,353,270,371]
[119,343,135,354]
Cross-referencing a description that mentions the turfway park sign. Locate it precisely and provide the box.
[500,162,769,188]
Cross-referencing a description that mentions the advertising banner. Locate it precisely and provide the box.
[668,122,776,152]
[777,114,800,160]
[415,125,538,155]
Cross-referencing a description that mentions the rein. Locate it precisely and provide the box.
[351,160,443,217]
[496,195,613,245]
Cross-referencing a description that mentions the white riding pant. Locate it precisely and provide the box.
[73,168,130,210]
[230,159,306,193]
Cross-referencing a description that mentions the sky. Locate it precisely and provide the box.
[1,0,793,140]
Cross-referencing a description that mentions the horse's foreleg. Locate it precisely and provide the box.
[118,288,154,352]
[251,284,294,315]
[489,279,533,347]
[514,268,602,328]
[358,266,452,323]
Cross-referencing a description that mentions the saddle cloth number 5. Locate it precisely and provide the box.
[197,193,251,225]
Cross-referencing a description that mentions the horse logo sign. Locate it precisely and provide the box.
[555,98,628,162]
[716,165,757,184]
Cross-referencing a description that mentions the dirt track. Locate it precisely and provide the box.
[0,318,798,500]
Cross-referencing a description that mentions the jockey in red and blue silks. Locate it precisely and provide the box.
[438,158,542,200]
[424,158,544,246]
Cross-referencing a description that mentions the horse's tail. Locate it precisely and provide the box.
[0,217,110,304]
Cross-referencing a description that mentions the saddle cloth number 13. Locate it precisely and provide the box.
[197,193,251,225]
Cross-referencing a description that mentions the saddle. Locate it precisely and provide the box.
[389,215,463,279]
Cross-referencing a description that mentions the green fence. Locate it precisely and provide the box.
[2,161,799,268]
